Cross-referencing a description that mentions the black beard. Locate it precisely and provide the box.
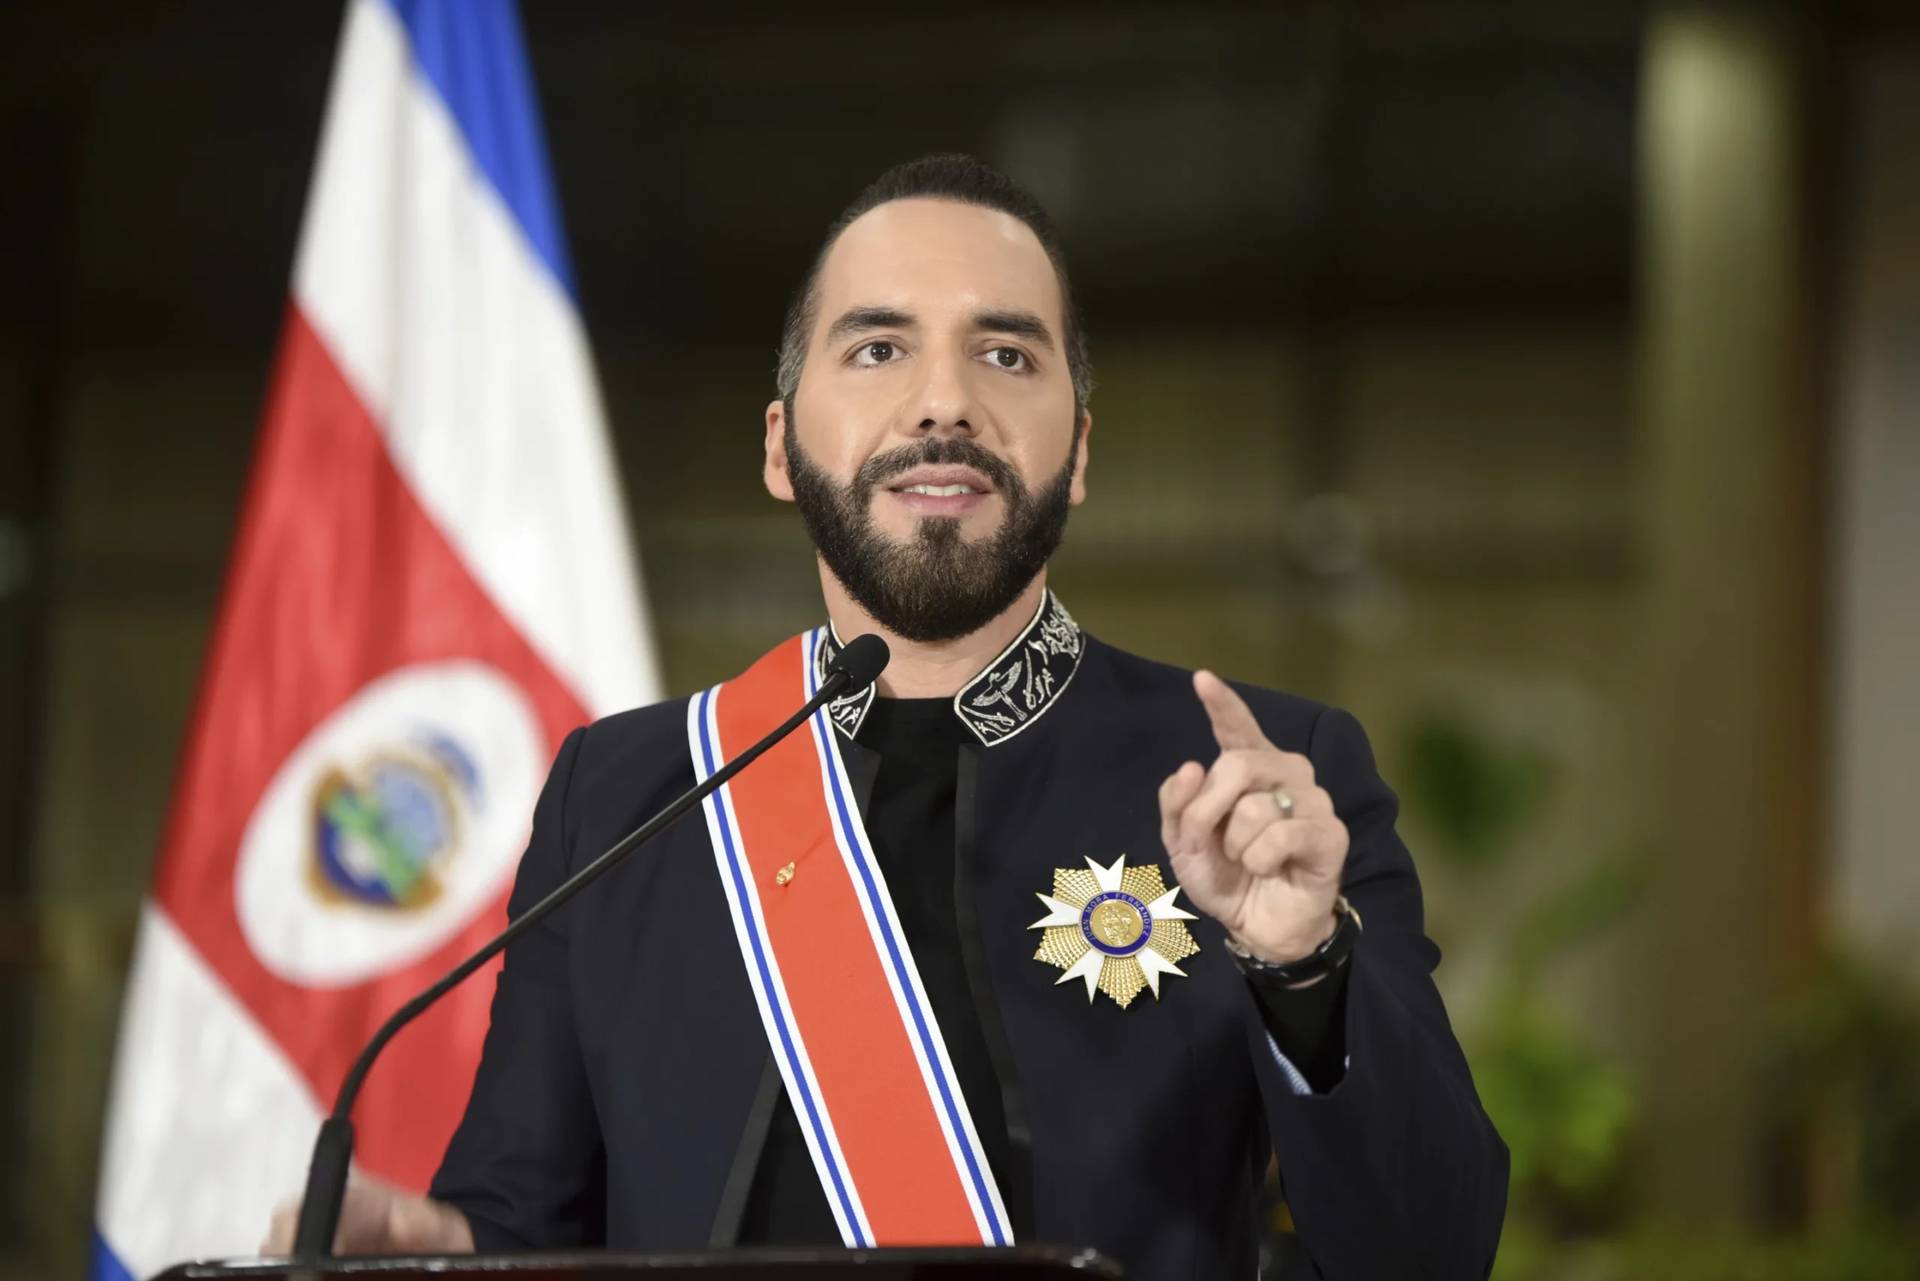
[784,416,1078,644]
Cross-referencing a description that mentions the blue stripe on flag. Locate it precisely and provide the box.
[383,0,579,300]
[89,1229,136,1281]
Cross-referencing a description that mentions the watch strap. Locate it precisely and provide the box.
[1225,895,1362,985]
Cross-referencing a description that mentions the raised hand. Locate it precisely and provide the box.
[1158,671,1348,966]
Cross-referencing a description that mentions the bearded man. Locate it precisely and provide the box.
[267,154,1508,1280]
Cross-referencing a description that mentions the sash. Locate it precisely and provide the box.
[687,629,1013,1246]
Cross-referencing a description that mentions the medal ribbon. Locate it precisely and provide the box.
[688,629,1012,1246]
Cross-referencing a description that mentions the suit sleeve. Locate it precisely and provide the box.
[430,726,606,1251]
[1251,706,1509,1279]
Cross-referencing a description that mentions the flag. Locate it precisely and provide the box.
[90,2,657,1275]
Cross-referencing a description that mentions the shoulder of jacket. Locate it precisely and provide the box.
[580,694,693,743]
[566,695,698,783]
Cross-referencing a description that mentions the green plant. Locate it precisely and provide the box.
[1765,952,1920,1231]
[1403,708,1644,1237]
[1402,710,1555,871]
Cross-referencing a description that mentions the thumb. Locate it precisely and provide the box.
[1194,669,1269,752]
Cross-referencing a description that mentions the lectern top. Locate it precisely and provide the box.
[158,1245,1124,1281]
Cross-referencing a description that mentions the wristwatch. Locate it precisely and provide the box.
[1223,895,1362,985]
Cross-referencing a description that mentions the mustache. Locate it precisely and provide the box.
[851,437,1024,501]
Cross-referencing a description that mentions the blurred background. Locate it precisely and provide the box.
[2,1,1917,1277]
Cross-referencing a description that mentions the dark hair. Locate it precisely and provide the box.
[775,153,1093,411]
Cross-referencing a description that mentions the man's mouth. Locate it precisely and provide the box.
[883,466,996,515]
[898,482,982,497]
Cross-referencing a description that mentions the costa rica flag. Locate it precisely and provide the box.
[90,2,658,1276]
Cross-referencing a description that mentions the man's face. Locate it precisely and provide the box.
[765,198,1090,642]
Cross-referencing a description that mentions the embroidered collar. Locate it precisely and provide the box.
[814,590,1086,748]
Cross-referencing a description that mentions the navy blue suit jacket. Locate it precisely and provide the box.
[431,629,1508,1280]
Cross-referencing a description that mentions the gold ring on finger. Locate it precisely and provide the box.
[1271,788,1295,820]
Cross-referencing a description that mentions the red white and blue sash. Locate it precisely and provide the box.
[687,628,1013,1246]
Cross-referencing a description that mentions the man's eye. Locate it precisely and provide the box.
[986,347,1029,371]
[853,341,897,366]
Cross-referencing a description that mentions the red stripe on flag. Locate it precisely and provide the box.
[152,303,590,1190]
[716,638,979,1243]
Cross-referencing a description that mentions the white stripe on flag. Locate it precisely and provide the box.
[95,908,323,1278]
[293,0,657,719]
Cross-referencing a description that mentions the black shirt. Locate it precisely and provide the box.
[736,697,1346,1244]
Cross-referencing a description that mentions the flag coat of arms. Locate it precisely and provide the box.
[90,2,657,1276]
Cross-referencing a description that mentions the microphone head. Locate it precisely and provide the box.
[827,634,891,695]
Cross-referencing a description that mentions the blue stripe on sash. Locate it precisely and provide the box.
[803,634,1009,1244]
[87,1230,135,1281]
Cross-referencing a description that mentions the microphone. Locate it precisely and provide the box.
[290,633,891,1258]
[830,632,889,695]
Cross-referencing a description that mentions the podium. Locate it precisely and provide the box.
[157,1247,1124,1280]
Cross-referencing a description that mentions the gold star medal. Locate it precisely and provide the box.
[1028,855,1200,1008]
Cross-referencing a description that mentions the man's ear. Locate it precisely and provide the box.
[764,400,795,503]
[1069,408,1092,506]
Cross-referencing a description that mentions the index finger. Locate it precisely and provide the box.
[1194,669,1271,752]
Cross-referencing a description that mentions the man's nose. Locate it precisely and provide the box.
[908,350,978,437]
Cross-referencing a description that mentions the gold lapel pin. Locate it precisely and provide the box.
[775,861,796,887]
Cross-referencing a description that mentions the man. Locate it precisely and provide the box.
[267,154,1508,1278]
